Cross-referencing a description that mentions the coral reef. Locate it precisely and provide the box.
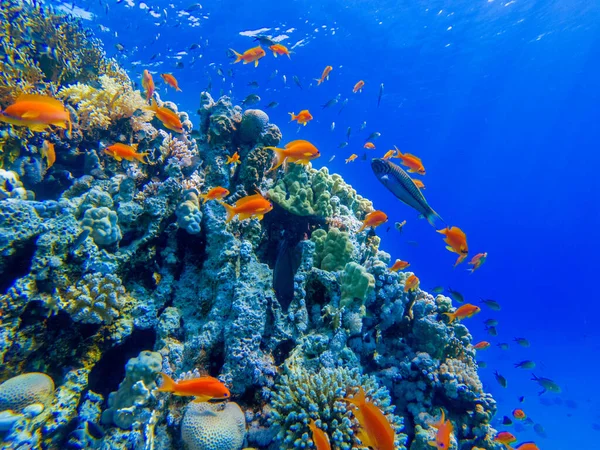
[181,402,246,450]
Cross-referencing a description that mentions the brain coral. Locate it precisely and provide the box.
[239,109,269,143]
[0,373,55,413]
[181,401,246,450]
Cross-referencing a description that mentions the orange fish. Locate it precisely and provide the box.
[0,94,72,134]
[316,66,333,85]
[269,43,291,58]
[473,341,490,350]
[404,274,420,292]
[160,73,182,91]
[157,372,230,402]
[382,149,395,160]
[41,140,56,168]
[437,226,469,266]
[104,143,148,163]
[226,152,241,165]
[512,409,526,420]
[364,142,376,149]
[231,46,266,67]
[358,210,388,232]
[443,304,481,324]
[346,154,358,163]
[428,409,453,450]
[289,110,313,126]
[389,259,410,272]
[468,252,487,273]
[342,387,396,450]
[142,69,155,102]
[394,148,425,175]
[353,80,365,93]
[149,99,183,133]
[514,443,539,450]
[308,419,331,450]
[265,140,320,172]
[412,178,425,189]
[200,186,230,203]
[220,192,273,223]
[494,431,517,445]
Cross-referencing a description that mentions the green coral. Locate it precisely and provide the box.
[340,262,375,309]
[268,365,405,450]
[311,228,354,271]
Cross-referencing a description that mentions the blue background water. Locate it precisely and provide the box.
[55,0,600,447]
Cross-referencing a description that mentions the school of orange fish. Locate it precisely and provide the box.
[0,36,559,450]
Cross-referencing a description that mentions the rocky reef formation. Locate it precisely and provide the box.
[0,2,503,449]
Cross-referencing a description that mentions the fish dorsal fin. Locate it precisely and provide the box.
[235,193,264,207]
[286,139,312,148]
[17,94,65,109]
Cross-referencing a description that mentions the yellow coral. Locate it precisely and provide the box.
[58,74,154,134]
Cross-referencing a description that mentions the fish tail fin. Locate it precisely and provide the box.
[220,202,236,223]
[288,112,296,121]
[135,152,149,163]
[315,78,322,85]
[357,223,367,232]
[149,98,159,112]
[265,147,286,172]
[426,209,444,227]
[230,49,243,63]
[442,312,455,323]
[156,372,176,392]
[177,87,182,92]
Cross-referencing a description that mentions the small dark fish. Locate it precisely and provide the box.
[531,374,561,395]
[514,337,530,347]
[115,43,125,52]
[227,69,234,78]
[395,220,406,233]
[497,343,509,350]
[293,75,303,89]
[514,360,536,369]
[502,415,513,425]
[495,371,507,388]
[360,121,367,130]
[346,127,351,141]
[241,94,260,106]
[338,98,348,114]
[254,35,276,46]
[480,298,501,310]
[447,288,464,304]
[217,68,225,77]
[477,361,487,368]
[366,131,381,141]
[321,94,340,109]
[486,326,498,336]
[378,82,384,107]
[247,81,259,88]
[519,396,525,403]
[150,53,159,61]
[176,61,184,69]
[266,101,279,109]
[431,286,444,294]
[534,423,547,438]
[189,43,200,51]
[338,142,348,149]
[71,229,91,250]
[105,4,109,14]
[484,319,498,326]
[185,3,203,12]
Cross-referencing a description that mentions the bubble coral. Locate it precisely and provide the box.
[311,228,355,271]
[181,401,246,450]
[81,206,122,247]
[0,373,55,413]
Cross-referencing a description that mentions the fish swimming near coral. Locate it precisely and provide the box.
[226,152,241,165]
[199,186,230,203]
[231,45,266,67]
[41,140,56,168]
[473,341,490,350]
[371,158,443,227]
[308,419,331,450]
[289,110,313,126]
[160,73,182,91]
[342,387,396,450]
[447,288,464,303]
[404,274,420,292]
[156,372,230,402]
[428,409,453,450]
[389,259,410,272]
[494,431,517,446]
[264,140,321,172]
[104,143,148,163]
[148,99,183,133]
[495,371,508,388]
[220,192,273,223]
[437,226,469,266]
[514,360,536,370]
[531,374,561,395]
[513,409,526,420]
[0,94,72,134]
[443,304,480,323]
[142,69,155,102]
[393,148,425,175]
[358,210,388,232]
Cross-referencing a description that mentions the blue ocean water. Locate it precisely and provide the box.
[10,0,600,448]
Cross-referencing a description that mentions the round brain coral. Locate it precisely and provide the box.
[181,401,246,450]
[0,373,55,413]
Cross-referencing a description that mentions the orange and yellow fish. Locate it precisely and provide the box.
[231,46,266,67]
[513,443,540,450]
[269,43,291,58]
[226,152,241,165]
[342,387,396,450]
[149,99,183,133]
[382,149,395,160]
[41,140,56,168]
[265,140,320,172]
[389,259,410,272]
[404,274,420,292]
[493,431,517,446]
[0,94,72,134]
[444,304,481,324]
[428,409,453,450]
[157,372,230,402]
[308,419,331,450]
[394,148,425,175]
[220,192,273,223]
[473,341,490,350]
[358,210,388,232]
[289,110,313,126]
[104,143,148,163]
[412,178,425,189]
[512,409,526,420]
[353,80,365,93]
[346,154,358,164]
[364,142,376,149]
[437,226,469,266]
[200,186,230,203]
[468,252,487,273]
[142,69,155,102]
[160,73,182,91]
[316,66,333,85]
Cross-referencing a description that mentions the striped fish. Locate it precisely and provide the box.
[371,158,444,226]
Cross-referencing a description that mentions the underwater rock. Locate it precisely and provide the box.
[0,169,32,200]
[181,401,246,450]
[239,109,269,143]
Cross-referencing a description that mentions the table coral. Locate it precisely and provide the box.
[181,401,246,450]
